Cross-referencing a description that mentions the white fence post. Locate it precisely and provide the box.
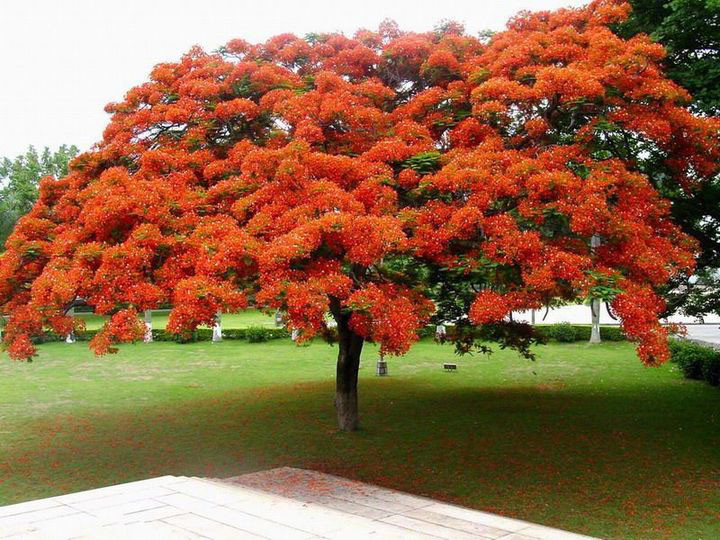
[144,310,153,343]
[212,311,223,342]
[65,306,76,343]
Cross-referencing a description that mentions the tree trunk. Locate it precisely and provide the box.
[330,297,364,431]
[589,234,602,344]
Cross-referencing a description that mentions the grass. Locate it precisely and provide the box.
[0,339,719,539]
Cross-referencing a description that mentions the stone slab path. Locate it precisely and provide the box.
[0,467,597,539]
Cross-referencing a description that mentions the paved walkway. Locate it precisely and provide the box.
[685,324,720,348]
[0,468,596,539]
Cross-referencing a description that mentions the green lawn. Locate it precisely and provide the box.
[1,339,718,539]
[78,309,277,330]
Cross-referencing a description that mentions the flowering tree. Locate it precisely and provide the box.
[1,0,717,430]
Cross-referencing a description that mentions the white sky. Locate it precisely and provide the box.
[1,0,586,159]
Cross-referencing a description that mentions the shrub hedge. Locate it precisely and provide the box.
[669,339,720,387]
[538,322,579,342]
[31,327,290,345]
[535,324,625,342]
[28,323,629,345]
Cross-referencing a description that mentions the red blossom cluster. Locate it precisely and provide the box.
[348,284,435,355]
[1,0,717,365]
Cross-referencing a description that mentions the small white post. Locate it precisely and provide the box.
[531,309,536,325]
[144,310,153,343]
[66,306,76,343]
[435,324,446,339]
[212,311,223,342]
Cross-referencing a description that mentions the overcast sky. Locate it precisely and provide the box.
[1,0,587,159]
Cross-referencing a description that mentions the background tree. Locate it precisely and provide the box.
[617,0,720,320]
[619,0,720,116]
[0,145,79,248]
[0,0,717,431]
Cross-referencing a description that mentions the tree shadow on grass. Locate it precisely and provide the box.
[2,380,719,538]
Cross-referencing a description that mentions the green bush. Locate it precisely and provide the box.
[31,330,99,344]
[540,323,579,342]
[149,327,291,343]
[669,339,720,385]
[675,346,706,380]
[701,353,720,386]
[535,324,625,343]
[250,328,289,341]
[151,329,181,342]
[668,338,685,358]
[222,329,248,340]
[572,326,592,341]
[418,325,438,338]
[30,326,291,345]
[602,326,626,341]
[245,326,272,343]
